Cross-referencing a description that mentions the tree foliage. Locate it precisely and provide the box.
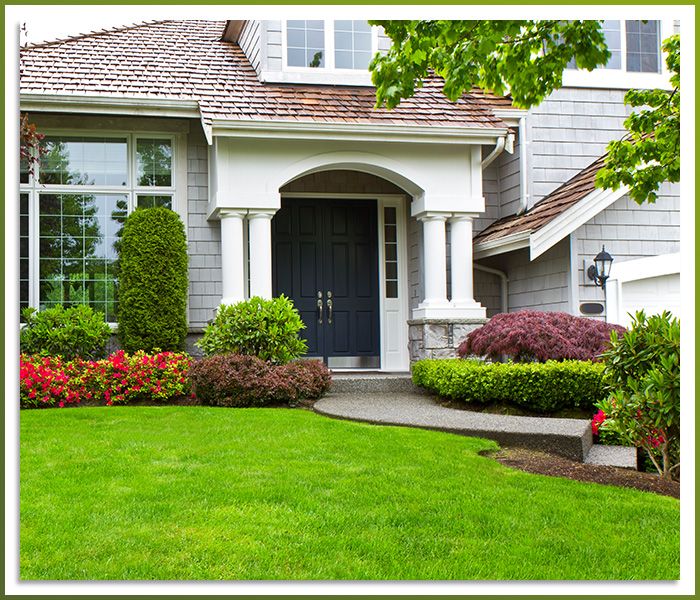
[369,20,610,110]
[595,34,680,204]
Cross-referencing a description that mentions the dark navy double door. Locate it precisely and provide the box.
[272,198,380,368]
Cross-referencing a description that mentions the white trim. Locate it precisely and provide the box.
[20,93,201,119]
[473,231,530,259]
[530,184,629,260]
[211,119,508,145]
[568,230,580,313]
[608,253,681,284]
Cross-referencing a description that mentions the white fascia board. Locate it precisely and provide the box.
[20,93,201,119]
[492,107,527,127]
[210,119,509,145]
[530,185,629,260]
[473,230,530,259]
[608,253,681,284]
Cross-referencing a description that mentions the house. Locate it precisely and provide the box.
[19,19,681,371]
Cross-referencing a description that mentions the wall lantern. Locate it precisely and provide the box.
[587,245,614,290]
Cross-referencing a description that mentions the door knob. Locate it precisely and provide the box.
[326,291,333,324]
[317,291,323,323]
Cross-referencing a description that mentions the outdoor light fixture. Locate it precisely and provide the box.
[587,246,614,290]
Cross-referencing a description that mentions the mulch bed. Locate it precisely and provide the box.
[488,447,679,499]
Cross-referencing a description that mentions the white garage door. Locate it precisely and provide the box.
[618,274,681,327]
[606,253,681,327]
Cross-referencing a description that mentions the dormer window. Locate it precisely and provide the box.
[284,20,377,72]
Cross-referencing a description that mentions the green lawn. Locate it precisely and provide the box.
[20,407,679,580]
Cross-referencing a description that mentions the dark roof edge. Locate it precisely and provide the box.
[221,20,245,43]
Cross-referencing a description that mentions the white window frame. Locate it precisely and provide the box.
[275,20,379,85]
[19,129,187,325]
[563,19,674,90]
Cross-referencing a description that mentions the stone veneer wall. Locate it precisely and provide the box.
[408,318,488,361]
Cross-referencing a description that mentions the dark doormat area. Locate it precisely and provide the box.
[488,447,680,499]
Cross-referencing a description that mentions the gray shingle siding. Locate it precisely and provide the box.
[266,21,283,72]
[239,20,262,74]
[187,127,221,329]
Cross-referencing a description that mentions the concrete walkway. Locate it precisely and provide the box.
[315,390,594,462]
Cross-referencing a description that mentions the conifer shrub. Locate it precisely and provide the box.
[117,207,188,353]
[458,310,626,362]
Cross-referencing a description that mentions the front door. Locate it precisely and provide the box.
[272,198,380,368]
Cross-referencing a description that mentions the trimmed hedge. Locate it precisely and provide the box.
[117,207,188,353]
[189,353,330,407]
[20,305,112,360]
[412,358,606,413]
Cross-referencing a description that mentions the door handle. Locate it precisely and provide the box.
[317,291,323,323]
[326,291,333,324]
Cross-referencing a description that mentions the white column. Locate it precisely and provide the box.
[414,213,450,317]
[219,210,246,305]
[449,214,486,317]
[449,215,475,306]
[248,210,275,299]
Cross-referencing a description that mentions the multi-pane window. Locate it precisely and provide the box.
[626,20,660,73]
[287,20,325,68]
[384,207,398,299]
[566,20,660,73]
[21,134,177,322]
[334,21,372,69]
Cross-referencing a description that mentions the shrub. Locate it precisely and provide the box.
[117,207,188,353]
[20,350,191,408]
[19,305,112,360]
[596,311,680,480]
[189,354,330,407]
[412,358,606,413]
[457,310,626,362]
[197,296,307,364]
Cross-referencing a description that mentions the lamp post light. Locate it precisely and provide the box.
[587,246,614,322]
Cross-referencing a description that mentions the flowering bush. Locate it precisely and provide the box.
[189,354,330,407]
[596,311,680,480]
[20,350,191,409]
[457,311,626,362]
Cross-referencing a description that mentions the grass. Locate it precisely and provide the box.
[20,407,679,580]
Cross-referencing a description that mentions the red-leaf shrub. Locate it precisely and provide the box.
[189,354,331,407]
[457,311,626,362]
[20,351,191,408]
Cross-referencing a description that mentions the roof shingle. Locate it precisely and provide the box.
[20,20,511,130]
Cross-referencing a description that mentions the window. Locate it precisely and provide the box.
[285,20,376,72]
[335,21,372,70]
[626,20,660,73]
[566,20,660,74]
[287,20,325,68]
[20,133,178,322]
[384,207,398,298]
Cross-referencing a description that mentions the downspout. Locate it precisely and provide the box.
[516,116,529,215]
[481,135,506,170]
[474,263,509,314]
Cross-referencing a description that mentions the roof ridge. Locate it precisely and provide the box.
[21,19,176,49]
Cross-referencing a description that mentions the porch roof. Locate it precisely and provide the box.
[20,20,510,132]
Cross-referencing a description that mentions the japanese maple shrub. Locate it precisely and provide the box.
[596,311,680,480]
[458,310,626,362]
[20,305,112,360]
[117,207,188,353]
[197,296,307,364]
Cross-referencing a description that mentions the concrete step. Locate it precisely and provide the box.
[584,444,638,469]
[330,373,421,394]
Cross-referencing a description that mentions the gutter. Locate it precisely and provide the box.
[474,263,509,314]
[516,116,530,215]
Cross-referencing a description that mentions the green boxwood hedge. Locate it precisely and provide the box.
[412,358,606,413]
[117,207,189,353]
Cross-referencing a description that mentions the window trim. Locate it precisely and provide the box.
[20,129,187,324]
[280,20,379,79]
[562,19,674,90]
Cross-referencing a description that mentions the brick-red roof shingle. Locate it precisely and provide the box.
[20,20,510,130]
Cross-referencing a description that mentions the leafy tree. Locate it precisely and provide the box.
[369,20,610,109]
[370,20,680,204]
[595,34,680,204]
